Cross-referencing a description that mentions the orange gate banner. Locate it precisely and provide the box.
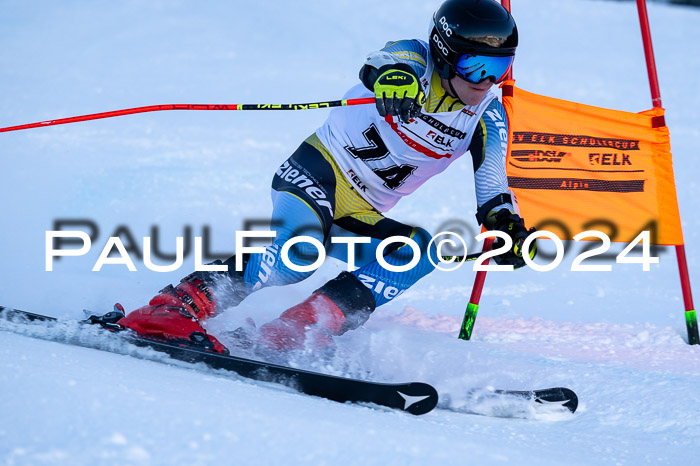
[501,80,683,246]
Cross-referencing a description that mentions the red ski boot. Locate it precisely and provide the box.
[258,272,376,352]
[118,273,229,354]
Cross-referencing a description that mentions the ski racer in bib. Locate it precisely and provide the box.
[116,0,536,355]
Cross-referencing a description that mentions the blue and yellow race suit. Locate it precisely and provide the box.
[241,39,514,313]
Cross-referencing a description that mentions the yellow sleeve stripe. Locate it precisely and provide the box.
[389,51,427,67]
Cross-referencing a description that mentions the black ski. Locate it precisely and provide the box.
[0,306,578,415]
[495,387,578,413]
[0,306,438,415]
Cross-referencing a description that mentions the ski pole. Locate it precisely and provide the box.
[440,252,482,263]
[0,98,376,133]
[458,237,494,340]
[457,0,512,341]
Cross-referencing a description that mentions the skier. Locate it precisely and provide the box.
[116,0,536,355]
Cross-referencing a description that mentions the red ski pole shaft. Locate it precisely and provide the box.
[0,98,376,134]
[458,0,512,341]
[458,237,494,340]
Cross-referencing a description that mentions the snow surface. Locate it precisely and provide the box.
[2,0,700,464]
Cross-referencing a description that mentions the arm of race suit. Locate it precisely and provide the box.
[358,40,428,123]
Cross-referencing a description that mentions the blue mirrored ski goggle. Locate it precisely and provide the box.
[454,53,514,84]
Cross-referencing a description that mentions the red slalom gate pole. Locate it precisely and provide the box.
[459,0,513,341]
[636,0,697,344]
[636,0,663,109]
[0,98,376,134]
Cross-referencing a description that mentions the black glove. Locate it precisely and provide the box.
[370,64,425,123]
[491,209,537,269]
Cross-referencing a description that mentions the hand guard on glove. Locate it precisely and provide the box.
[372,64,425,123]
[491,209,537,269]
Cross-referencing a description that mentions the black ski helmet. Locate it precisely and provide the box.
[430,0,518,79]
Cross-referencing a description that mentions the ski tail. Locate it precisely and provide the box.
[0,306,57,323]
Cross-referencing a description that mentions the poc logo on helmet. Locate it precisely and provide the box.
[438,16,453,37]
[432,33,449,57]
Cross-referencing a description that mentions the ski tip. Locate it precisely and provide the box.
[534,387,579,413]
[559,387,579,413]
[395,382,439,415]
